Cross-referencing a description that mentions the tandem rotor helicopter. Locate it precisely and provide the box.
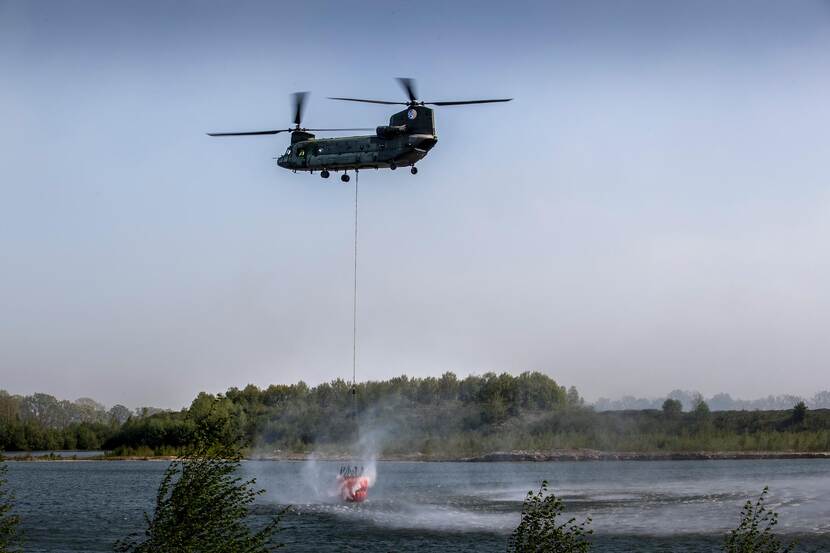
[207,78,511,182]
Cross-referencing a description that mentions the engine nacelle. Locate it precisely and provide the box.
[376,125,407,138]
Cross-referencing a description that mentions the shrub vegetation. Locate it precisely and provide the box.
[508,480,592,553]
[0,462,21,553]
[114,401,283,553]
[723,487,796,553]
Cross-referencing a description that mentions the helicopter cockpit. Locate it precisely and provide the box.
[277,146,291,168]
[278,143,312,169]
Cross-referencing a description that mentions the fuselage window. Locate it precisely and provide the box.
[298,149,305,157]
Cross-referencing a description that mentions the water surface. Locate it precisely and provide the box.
[6,459,830,552]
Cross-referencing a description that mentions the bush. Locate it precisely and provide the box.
[791,402,807,425]
[0,462,21,553]
[662,398,682,417]
[723,487,796,553]
[114,442,282,553]
[508,480,592,553]
[114,397,283,553]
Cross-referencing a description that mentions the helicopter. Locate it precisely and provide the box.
[207,78,511,182]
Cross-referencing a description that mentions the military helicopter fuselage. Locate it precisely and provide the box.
[208,79,510,181]
[277,105,437,174]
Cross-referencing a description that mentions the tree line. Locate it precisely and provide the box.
[0,391,162,452]
[3,374,828,456]
[595,390,830,412]
[103,372,828,457]
[104,371,580,456]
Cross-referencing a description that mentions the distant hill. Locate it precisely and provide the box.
[594,390,830,412]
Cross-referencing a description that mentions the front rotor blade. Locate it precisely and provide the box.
[206,129,287,136]
[293,91,309,126]
[328,97,408,105]
[426,98,513,106]
[396,77,418,103]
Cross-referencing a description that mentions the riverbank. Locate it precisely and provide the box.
[1,453,177,461]
[249,448,830,462]
[456,449,830,462]
[4,448,830,462]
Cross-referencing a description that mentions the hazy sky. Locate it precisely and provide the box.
[2,0,829,409]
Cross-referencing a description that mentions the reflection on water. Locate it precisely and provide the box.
[5,459,830,552]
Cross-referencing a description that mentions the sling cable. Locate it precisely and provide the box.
[337,170,369,503]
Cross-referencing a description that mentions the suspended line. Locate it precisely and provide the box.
[352,171,359,421]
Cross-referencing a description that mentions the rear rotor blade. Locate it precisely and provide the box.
[304,128,375,132]
[396,77,418,103]
[426,98,513,106]
[207,129,288,136]
[293,91,309,126]
[328,97,408,105]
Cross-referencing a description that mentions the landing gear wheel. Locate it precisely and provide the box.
[321,170,330,179]
[390,163,397,170]
[341,173,350,183]
[410,166,418,175]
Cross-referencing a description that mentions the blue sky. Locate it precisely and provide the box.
[1,0,829,408]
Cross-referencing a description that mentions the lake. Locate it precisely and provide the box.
[5,459,830,552]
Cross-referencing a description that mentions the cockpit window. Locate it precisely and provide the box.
[285,147,291,156]
[298,149,305,157]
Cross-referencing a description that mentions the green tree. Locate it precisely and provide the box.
[108,405,132,426]
[114,441,283,553]
[566,387,582,407]
[437,372,459,401]
[508,480,592,553]
[0,461,21,552]
[723,487,796,553]
[791,402,807,425]
[662,398,682,417]
[0,392,20,421]
[693,396,711,417]
[115,399,282,553]
[187,393,245,446]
